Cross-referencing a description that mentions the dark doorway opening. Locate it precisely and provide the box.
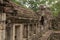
[40,16,44,25]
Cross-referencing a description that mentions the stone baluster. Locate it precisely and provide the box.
[28,23,30,40]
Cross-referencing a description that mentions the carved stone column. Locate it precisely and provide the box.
[28,23,31,40]
[36,23,38,34]
[0,13,6,40]
[0,22,6,40]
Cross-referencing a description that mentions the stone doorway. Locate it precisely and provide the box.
[13,24,23,40]
[15,25,21,40]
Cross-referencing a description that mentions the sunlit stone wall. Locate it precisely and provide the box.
[0,13,6,40]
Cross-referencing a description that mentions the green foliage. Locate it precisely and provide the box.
[50,1,60,17]
[12,0,60,17]
[28,0,40,11]
[12,0,21,5]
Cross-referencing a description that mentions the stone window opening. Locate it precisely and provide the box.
[6,27,11,40]
[0,6,3,13]
[13,10,17,16]
[0,2,3,6]
[33,24,36,34]
[10,12,16,16]
[15,25,20,40]
[29,24,33,36]
[9,10,17,16]
[40,16,44,25]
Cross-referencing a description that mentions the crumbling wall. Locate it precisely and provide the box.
[37,4,53,35]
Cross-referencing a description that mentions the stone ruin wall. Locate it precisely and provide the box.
[0,0,53,40]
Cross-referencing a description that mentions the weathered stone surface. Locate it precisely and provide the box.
[0,0,54,40]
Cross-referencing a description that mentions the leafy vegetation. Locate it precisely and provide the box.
[12,0,60,17]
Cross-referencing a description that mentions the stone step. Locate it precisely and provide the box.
[40,30,53,40]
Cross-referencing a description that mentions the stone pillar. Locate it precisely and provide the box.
[0,13,6,40]
[20,24,23,40]
[37,23,40,34]
[44,20,48,33]
[0,22,6,40]
[28,23,30,40]
[35,23,37,34]
[0,30,2,40]
[12,25,15,40]
[33,24,36,34]
[10,25,13,40]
